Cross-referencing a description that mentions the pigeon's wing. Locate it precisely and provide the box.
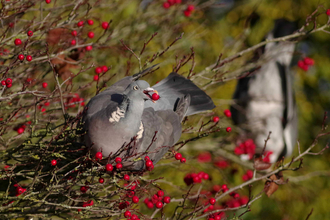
[144,72,215,116]
[230,76,251,125]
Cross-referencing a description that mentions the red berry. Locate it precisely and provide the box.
[6,78,12,84]
[184,10,191,17]
[95,67,102,74]
[147,164,154,171]
[163,196,171,203]
[42,82,48,88]
[101,65,108,72]
[145,160,153,167]
[213,116,219,122]
[99,177,104,183]
[71,30,77,36]
[101,22,109,29]
[163,2,170,8]
[45,0,51,3]
[93,75,99,81]
[224,109,231,117]
[174,0,181,3]
[157,190,164,197]
[144,155,150,160]
[95,151,103,160]
[18,54,24,60]
[80,186,88,193]
[174,153,182,160]
[87,19,94,25]
[221,184,228,190]
[9,22,14,28]
[168,0,175,5]
[180,157,186,163]
[105,164,113,171]
[115,157,122,163]
[51,159,57,166]
[71,39,76,45]
[86,45,93,51]
[187,5,195,11]
[132,196,139,203]
[151,93,160,101]
[6,83,12,88]
[26,55,32,62]
[131,214,138,220]
[87,31,94,38]
[147,201,154,208]
[1,80,6,86]
[203,173,209,180]
[209,198,216,205]
[155,201,163,209]
[124,210,131,218]
[17,127,24,134]
[327,9,330,16]
[116,163,123,169]
[27,31,33,37]
[226,127,231,132]
[14,38,22,45]
[77,21,84,27]
[124,174,130,181]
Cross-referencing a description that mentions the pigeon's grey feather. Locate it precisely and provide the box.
[230,19,298,163]
[83,71,215,170]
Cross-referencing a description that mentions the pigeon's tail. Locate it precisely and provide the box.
[148,72,215,116]
[175,95,191,121]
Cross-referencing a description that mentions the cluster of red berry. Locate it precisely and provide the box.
[123,211,140,219]
[184,171,210,185]
[162,1,195,17]
[174,152,186,163]
[242,169,253,182]
[144,155,154,171]
[234,139,256,160]
[1,78,13,88]
[213,159,229,169]
[297,57,315,71]
[144,190,171,209]
[162,0,182,9]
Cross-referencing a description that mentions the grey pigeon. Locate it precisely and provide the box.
[83,70,215,170]
[230,19,298,163]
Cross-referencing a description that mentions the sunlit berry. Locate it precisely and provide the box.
[87,19,94,25]
[180,157,186,163]
[99,177,104,183]
[116,163,123,169]
[77,21,84,27]
[163,196,171,203]
[51,159,57,166]
[155,201,163,208]
[101,22,109,29]
[87,31,94,38]
[27,30,33,37]
[26,55,32,62]
[93,75,99,81]
[132,196,139,203]
[71,30,77,36]
[95,67,102,74]
[86,45,93,51]
[226,127,231,132]
[105,164,113,171]
[95,152,102,160]
[123,174,130,181]
[42,82,48,88]
[175,153,182,160]
[152,93,160,101]
[124,210,131,218]
[14,38,22,45]
[71,39,76,45]
[18,54,24,60]
[213,116,219,122]
[224,109,231,117]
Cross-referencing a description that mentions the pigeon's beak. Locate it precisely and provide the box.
[143,87,157,101]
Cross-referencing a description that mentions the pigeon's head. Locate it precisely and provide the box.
[125,80,156,101]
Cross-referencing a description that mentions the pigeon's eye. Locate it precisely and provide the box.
[133,86,139,90]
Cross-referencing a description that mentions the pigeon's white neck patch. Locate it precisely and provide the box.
[136,122,144,140]
[109,107,125,123]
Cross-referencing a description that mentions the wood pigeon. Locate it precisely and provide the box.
[230,19,298,163]
[83,70,215,170]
